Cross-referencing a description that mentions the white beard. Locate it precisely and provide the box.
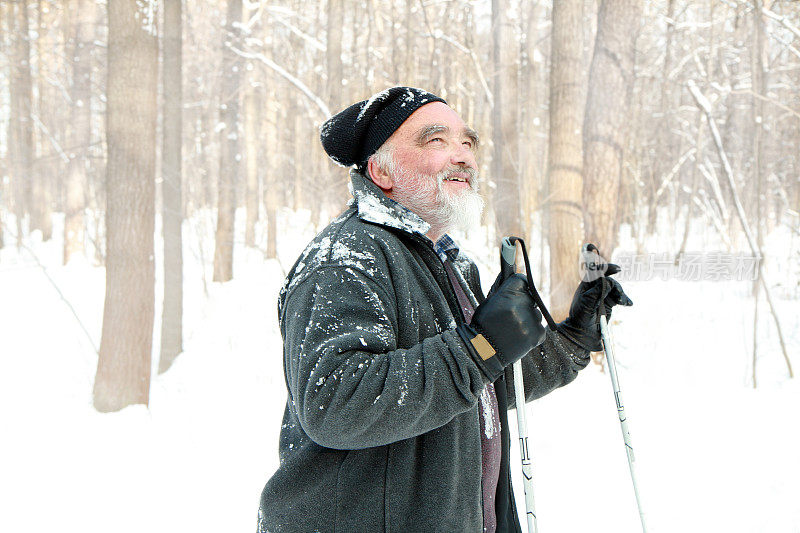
[390,165,484,236]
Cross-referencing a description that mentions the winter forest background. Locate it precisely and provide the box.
[1,0,799,531]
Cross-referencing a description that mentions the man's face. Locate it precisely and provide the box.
[372,102,483,237]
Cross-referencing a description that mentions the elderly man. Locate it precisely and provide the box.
[258,87,631,533]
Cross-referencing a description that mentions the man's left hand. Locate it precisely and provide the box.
[557,264,633,352]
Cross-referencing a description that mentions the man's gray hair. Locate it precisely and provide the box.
[368,141,395,177]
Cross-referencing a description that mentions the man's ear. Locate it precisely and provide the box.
[367,158,393,192]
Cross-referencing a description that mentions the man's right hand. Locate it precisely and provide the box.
[457,274,546,381]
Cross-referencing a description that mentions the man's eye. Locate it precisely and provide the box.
[463,141,473,149]
[428,137,444,143]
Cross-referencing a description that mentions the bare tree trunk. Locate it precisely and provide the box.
[326,0,346,211]
[9,0,34,247]
[677,0,715,263]
[31,0,54,241]
[264,98,278,260]
[94,0,158,412]
[242,0,264,248]
[262,20,278,260]
[244,82,260,248]
[212,0,242,282]
[547,0,586,320]
[721,4,751,230]
[404,0,415,81]
[752,287,759,388]
[63,0,94,264]
[750,0,768,386]
[676,112,704,262]
[199,107,215,210]
[519,0,541,236]
[689,80,793,379]
[491,0,522,239]
[159,0,184,374]
[651,0,677,231]
[292,108,303,211]
[0,1,6,250]
[583,0,641,256]
[326,0,343,110]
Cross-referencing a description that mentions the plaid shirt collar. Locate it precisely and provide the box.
[434,234,460,263]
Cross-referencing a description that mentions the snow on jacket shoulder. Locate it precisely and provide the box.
[258,171,589,533]
[278,203,489,450]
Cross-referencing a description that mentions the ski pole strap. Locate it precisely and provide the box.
[506,237,558,331]
[503,236,589,351]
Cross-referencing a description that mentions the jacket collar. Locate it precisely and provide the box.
[349,169,431,237]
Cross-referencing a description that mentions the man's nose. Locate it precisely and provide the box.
[451,144,476,168]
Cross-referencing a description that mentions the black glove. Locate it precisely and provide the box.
[485,269,506,300]
[557,264,633,352]
[457,274,547,381]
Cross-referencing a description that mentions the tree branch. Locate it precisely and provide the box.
[761,5,800,41]
[688,79,794,379]
[422,31,495,108]
[228,45,331,120]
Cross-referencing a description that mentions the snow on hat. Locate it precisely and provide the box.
[319,86,446,168]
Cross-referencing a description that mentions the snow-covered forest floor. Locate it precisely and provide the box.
[1,209,798,533]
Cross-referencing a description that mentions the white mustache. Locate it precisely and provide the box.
[436,167,479,191]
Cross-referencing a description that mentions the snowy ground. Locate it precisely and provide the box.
[1,209,798,533]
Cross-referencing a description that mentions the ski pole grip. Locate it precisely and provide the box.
[581,242,613,318]
[504,236,558,331]
[500,237,517,281]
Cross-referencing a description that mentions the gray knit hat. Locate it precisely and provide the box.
[319,87,446,168]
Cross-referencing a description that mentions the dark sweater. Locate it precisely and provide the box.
[445,256,501,533]
[258,171,590,533]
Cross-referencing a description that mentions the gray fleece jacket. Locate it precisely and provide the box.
[258,171,590,533]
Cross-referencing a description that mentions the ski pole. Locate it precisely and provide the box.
[599,314,647,532]
[500,237,538,533]
[583,244,647,532]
